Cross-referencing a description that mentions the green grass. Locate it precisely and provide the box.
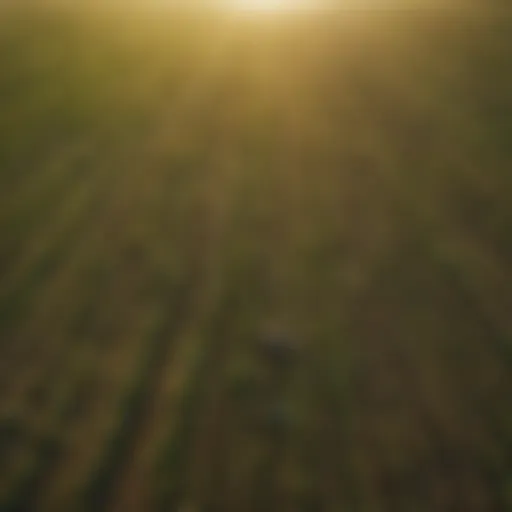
[0,3,511,511]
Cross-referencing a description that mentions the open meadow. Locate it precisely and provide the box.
[0,3,511,510]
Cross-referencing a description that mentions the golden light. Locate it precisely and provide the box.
[229,0,305,11]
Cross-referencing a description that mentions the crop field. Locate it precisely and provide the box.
[0,3,511,511]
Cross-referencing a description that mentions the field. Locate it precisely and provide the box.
[0,3,511,511]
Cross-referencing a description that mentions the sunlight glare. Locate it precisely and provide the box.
[230,0,303,11]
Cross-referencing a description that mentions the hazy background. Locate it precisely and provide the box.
[0,2,511,511]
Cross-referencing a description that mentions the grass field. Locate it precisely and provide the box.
[0,3,511,511]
